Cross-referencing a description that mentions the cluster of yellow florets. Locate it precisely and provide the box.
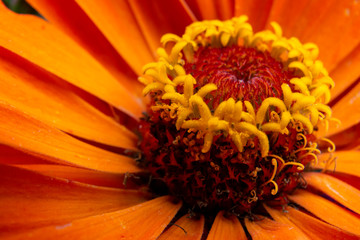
[139,16,335,159]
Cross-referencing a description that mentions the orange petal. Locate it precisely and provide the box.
[188,0,218,20]
[234,0,273,32]
[128,0,193,53]
[304,172,360,215]
[0,144,52,165]
[288,189,360,235]
[215,0,234,20]
[326,81,360,136]
[187,0,234,20]
[285,206,360,240]
[179,0,199,22]
[324,124,360,150]
[75,0,155,74]
[0,48,137,149]
[0,101,141,174]
[318,150,360,177]
[267,0,360,71]
[0,164,150,233]
[326,172,360,190]
[157,214,204,240]
[0,3,144,118]
[245,216,308,240]
[263,205,310,240]
[8,196,181,240]
[207,211,246,240]
[27,0,144,94]
[330,44,360,99]
[14,164,143,189]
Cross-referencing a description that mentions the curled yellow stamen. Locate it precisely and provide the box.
[293,147,321,154]
[280,162,305,171]
[248,189,258,203]
[262,158,279,195]
[298,152,319,167]
[318,137,336,153]
[296,133,307,148]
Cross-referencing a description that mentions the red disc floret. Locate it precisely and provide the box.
[184,45,294,109]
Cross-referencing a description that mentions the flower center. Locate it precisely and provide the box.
[184,45,293,109]
[137,17,335,215]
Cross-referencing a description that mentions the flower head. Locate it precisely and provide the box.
[1,1,360,239]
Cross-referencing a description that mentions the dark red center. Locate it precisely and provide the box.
[184,46,294,109]
[138,45,314,214]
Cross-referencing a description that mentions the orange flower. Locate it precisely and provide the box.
[1,1,360,239]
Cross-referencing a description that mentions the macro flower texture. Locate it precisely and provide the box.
[1,0,360,239]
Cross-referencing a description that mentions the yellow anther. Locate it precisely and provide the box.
[288,61,311,77]
[241,112,255,123]
[315,76,335,89]
[220,32,232,46]
[164,84,176,93]
[176,108,193,129]
[173,64,186,76]
[307,106,319,126]
[161,33,182,46]
[170,41,189,63]
[202,132,214,153]
[196,83,217,98]
[190,95,212,120]
[162,92,187,106]
[181,119,205,130]
[256,97,287,124]
[236,122,269,157]
[300,76,312,85]
[230,131,244,152]
[311,84,331,104]
[224,98,236,122]
[143,82,165,95]
[291,95,315,112]
[214,101,227,119]
[233,101,243,122]
[272,39,290,51]
[270,22,283,37]
[288,48,302,59]
[270,111,280,122]
[292,113,314,133]
[261,122,289,134]
[142,62,160,73]
[280,111,291,129]
[304,43,319,60]
[290,78,310,95]
[172,75,189,85]
[281,84,293,108]
[183,76,195,102]
[244,101,255,121]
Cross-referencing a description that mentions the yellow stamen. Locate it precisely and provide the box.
[318,138,336,153]
[298,152,319,166]
[262,158,279,195]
